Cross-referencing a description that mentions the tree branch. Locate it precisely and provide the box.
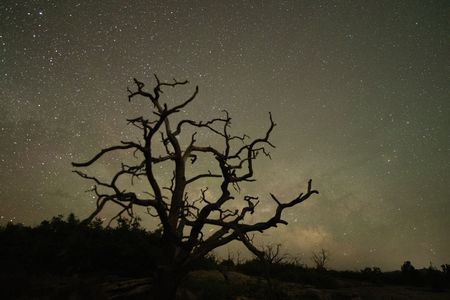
[72,144,141,167]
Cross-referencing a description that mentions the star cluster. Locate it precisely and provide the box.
[0,1,449,270]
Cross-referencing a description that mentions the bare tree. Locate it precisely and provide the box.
[72,76,319,299]
[262,243,287,264]
[311,248,329,270]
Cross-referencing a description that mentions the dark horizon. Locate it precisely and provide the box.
[0,1,449,271]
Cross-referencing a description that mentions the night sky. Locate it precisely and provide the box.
[1,1,449,270]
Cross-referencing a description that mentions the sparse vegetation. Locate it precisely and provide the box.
[1,215,450,299]
[311,248,329,270]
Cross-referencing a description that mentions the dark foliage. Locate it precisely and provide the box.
[189,253,220,271]
[335,263,450,291]
[0,214,163,277]
[0,214,230,299]
[2,216,450,299]
[237,259,450,291]
[442,264,450,276]
[401,260,416,273]
[237,258,339,289]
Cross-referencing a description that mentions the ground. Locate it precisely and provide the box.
[4,270,449,300]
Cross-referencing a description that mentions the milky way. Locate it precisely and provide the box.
[1,1,449,270]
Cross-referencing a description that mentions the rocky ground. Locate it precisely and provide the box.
[181,270,450,300]
[3,270,450,299]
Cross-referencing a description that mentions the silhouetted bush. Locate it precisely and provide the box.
[0,214,163,277]
[190,253,220,271]
[359,267,383,285]
[401,260,416,273]
[220,258,235,268]
[237,258,339,289]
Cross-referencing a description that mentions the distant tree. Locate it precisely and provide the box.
[72,76,319,299]
[311,248,329,270]
[401,260,416,273]
[262,243,287,264]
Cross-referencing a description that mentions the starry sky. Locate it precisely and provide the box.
[1,1,449,270]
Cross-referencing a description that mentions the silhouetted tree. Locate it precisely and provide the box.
[72,75,319,299]
[401,260,415,273]
[312,248,329,270]
[261,243,287,264]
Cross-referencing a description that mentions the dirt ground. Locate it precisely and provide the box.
[2,270,450,299]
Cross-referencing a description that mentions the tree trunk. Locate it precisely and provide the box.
[154,265,186,300]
